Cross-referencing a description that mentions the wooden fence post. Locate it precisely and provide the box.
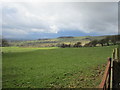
[117,48,119,61]
[115,48,117,60]
[108,57,112,90]
[115,48,120,62]
[112,49,115,60]
[110,56,113,89]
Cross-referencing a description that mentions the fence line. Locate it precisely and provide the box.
[99,57,111,90]
[112,48,120,88]
[99,47,119,90]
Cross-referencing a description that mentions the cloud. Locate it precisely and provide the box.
[2,2,118,39]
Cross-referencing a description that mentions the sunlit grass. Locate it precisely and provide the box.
[2,47,58,53]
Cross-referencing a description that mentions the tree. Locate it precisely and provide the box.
[110,35,117,45]
[73,42,82,47]
[87,40,98,47]
[2,39,9,47]
[105,36,110,46]
[98,39,106,46]
[84,43,91,47]
[59,43,71,48]
[60,43,65,48]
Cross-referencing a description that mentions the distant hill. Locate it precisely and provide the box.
[6,35,116,47]
[57,36,74,38]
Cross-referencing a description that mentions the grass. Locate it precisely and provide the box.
[2,47,58,53]
[2,46,117,88]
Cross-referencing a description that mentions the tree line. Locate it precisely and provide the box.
[59,35,120,48]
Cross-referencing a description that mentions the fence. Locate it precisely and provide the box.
[99,48,120,90]
[112,48,120,88]
[99,57,112,90]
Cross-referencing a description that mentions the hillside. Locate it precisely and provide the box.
[7,35,109,47]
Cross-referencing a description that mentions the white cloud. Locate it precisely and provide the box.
[1,0,119,2]
[50,25,59,33]
[2,2,118,39]
[3,28,28,35]
[31,28,45,32]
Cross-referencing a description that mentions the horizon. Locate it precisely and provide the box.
[3,34,118,41]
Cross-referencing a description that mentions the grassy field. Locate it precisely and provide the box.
[2,46,117,88]
[2,47,58,53]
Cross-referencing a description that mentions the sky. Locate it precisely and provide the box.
[1,2,118,40]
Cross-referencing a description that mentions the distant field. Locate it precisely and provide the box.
[2,46,117,88]
[2,47,58,53]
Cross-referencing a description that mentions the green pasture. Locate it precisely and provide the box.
[2,46,117,88]
[2,47,58,53]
